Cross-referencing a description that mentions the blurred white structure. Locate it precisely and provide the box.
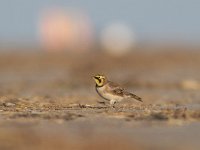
[100,22,136,56]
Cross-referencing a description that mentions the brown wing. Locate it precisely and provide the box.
[107,81,124,96]
[107,81,143,102]
[107,81,124,90]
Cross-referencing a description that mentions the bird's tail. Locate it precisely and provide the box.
[125,92,143,102]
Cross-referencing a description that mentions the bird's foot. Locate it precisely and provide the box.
[109,100,117,109]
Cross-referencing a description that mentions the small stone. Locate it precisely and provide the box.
[68,103,80,107]
[181,79,200,90]
[31,111,41,115]
[3,102,15,107]
[85,104,92,107]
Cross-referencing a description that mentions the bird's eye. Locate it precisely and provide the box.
[94,76,99,79]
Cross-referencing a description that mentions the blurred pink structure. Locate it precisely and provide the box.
[38,7,94,52]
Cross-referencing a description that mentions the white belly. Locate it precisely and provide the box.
[96,86,123,102]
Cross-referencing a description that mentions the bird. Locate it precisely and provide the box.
[92,74,142,107]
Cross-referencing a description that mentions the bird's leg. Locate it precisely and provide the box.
[110,100,116,108]
[97,100,110,107]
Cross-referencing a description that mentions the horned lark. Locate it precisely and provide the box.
[92,74,142,106]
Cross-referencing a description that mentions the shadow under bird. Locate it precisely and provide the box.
[92,74,142,106]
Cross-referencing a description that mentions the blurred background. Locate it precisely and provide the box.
[0,0,200,52]
[0,1,200,150]
[0,0,199,103]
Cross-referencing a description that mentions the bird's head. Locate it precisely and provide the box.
[92,74,107,87]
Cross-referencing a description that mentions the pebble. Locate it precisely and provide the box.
[3,102,16,107]
[68,103,80,107]
[181,79,200,90]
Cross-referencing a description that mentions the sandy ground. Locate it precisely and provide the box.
[0,49,200,150]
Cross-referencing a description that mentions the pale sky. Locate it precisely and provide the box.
[0,0,200,42]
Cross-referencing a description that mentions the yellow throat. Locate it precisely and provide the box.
[93,75,107,87]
